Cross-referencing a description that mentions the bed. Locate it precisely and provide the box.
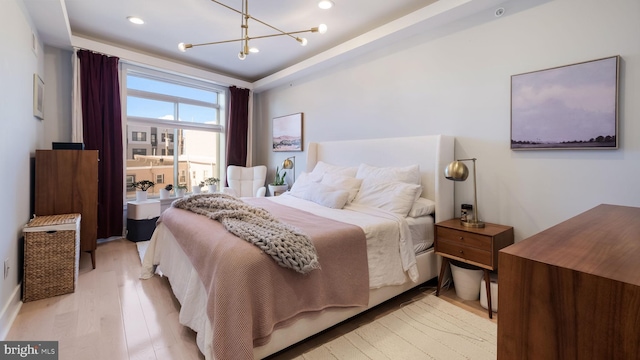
[141,135,454,359]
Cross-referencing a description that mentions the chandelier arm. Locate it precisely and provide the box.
[190,38,246,48]
[247,17,299,41]
[242,0,249,54]
[249,30,315,40]
[211,0,244,16]
[190,30,317,48]
[211,0,299,42]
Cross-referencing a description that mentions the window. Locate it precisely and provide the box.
[122,64,226,200]
[161,133,174,143]
[132,148,147,156]
[131,131,147,142]
[126,175,135,191]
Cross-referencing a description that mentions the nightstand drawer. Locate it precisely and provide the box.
[436,239,492,266]
[436,227,492,251]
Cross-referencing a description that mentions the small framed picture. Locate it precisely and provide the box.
[33,74,44,120]
[272,113,303,152]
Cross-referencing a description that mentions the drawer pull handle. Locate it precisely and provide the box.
[459,250,464,254]
[458,236,464,240]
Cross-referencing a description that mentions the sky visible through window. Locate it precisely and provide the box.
[127,75,218,124]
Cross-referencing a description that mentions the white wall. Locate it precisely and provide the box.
[0,0,45,338]
[254,0,640,241]
[43,46,73,145]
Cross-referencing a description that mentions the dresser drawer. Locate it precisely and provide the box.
[436,227,492,251]
[436,239,492,266]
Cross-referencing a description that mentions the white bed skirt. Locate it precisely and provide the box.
[145,223,439,359]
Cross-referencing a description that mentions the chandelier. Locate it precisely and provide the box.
[178,0,328,60]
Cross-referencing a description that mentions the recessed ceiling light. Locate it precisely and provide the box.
[127,16,144,25]
[318,0,334,10]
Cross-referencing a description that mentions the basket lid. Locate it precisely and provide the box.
[24,213,81,228]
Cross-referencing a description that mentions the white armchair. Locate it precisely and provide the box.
[222,165,267,197]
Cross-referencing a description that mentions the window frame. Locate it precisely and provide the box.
[121,63,228,201]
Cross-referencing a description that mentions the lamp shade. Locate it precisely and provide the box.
[282,159,294,170]
[445,161,469,181]
[282,156,296,184]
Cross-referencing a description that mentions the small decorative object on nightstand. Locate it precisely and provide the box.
[434,218,514,318]
[269,166,289,195]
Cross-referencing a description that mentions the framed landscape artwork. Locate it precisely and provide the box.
[511,55,619,150]
[273,113,303,152]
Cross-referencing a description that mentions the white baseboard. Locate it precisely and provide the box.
[0,284,22,340]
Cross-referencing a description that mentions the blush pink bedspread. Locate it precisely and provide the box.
[158,198,368,359]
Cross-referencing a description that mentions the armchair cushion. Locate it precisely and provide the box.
[225,165,267,197]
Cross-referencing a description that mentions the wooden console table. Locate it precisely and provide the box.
[498,204,640,359]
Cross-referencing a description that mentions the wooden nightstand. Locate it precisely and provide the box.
[434,218,514,318]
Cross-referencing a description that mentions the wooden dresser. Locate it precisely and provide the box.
[498,204,640,359]
[35,150,99,269]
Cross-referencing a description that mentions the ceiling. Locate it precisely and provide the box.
[23,0,550,87]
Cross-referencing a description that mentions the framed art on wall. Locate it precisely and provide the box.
[273,113,303,152]
[511,55,619,150]
[33,74,44,120]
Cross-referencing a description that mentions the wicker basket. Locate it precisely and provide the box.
[23,214,81,302]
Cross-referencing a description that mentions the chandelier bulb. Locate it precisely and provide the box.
[318,24,328,34]
[238,51,247,60]
[298,37,308,46]
[178,42,187,52]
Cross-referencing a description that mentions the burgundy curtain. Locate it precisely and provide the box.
[226,86,250,167]
[77,50,124,239]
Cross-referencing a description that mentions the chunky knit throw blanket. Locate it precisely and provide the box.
[171,193,320,274]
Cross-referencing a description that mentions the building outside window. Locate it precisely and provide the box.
[131,131,147,142]
[126,175,135,191]
[123,64,226,200]
[132,148,147,156]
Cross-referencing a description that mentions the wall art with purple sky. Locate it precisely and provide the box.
[511,56,619,150]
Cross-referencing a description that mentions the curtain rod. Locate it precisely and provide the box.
[73,47,118,59]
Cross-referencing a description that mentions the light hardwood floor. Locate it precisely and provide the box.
[7,238,496,360]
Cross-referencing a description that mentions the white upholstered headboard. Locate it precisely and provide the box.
[306,135,455,223]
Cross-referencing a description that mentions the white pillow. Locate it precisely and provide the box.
[288,172,321,199]
[320,173,362,203]
[355,163,421,185]
[352,178,422,217]
[408,198,436,217]
[310,161,358,178]
[303,183,350,209]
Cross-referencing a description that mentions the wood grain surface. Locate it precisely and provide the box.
[498,204,640,359]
